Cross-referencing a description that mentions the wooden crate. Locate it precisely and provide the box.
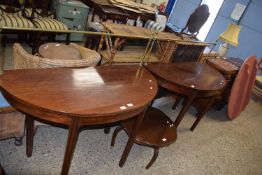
[0,107,25,144]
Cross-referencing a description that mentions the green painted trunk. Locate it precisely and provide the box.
[55,0,89,41]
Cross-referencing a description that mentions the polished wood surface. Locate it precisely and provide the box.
[0,65,158,174]
[1,66,157,123]
[111,107,177,169]
[207,58,239,80]
[39,43,81,60]
[146,62,226,130]
[147,63,225,91]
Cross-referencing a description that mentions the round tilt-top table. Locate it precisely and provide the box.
[0,65,158,175]
[146,62,226,130]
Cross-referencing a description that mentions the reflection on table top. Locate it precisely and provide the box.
[0,65,157,117]
[146,62,226,91]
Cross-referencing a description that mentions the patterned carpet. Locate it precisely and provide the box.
[0,97,262,175]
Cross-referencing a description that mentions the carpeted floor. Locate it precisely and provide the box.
[0,97,261,175]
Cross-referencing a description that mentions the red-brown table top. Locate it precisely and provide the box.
[0,65,157,118]
[146,62,226,91]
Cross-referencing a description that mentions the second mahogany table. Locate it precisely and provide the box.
[0,65,157,174]
[146,62,226,130]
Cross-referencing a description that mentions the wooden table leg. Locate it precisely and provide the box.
[104,127,111,134]
[0,163,6,175]
[119,108,147,167]
[26,115,34,157]
[61,118,80,175]
[174,93,197,127]
[190,96,216,131]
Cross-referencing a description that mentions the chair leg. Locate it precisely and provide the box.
[172,96,182,110]
[190,96,216,131]
[104,127,111,134]
[14,136,23,146]
[26,115,35,157]
[146,148,159,169]
[111,126,124,147]
[66,33,70,45]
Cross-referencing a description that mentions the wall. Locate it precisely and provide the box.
[167,0,201,30]
[168,0,262,60]
[205,0,262,60]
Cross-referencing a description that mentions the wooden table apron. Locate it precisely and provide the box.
[145,63,226,127]
[0,65,158,175]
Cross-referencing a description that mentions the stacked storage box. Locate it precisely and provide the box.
[56,0,89,41]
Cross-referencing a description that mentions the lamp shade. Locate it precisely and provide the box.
[219,23,241,47]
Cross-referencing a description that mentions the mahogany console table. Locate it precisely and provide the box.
[146,62,226,130]
[0,65,157,174]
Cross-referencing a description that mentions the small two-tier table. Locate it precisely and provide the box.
[146,62,226,130]
[0,65,157,175]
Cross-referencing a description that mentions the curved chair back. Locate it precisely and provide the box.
[180,4,210,37]
[13,43,100,69]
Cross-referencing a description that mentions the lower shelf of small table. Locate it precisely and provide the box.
[100,46,159,64]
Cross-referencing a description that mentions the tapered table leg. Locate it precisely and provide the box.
[26,115,34,157]
[119,108,147,167]
[61,118,80,175]
[104,127,111,134]
[190,96,216,131]
[174,93,197,127]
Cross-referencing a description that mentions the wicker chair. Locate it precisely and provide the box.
[2,43,100,142]
[0,93,25,146]
[13,43,101,69]
[156,41,207,63]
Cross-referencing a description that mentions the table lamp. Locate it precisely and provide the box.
[218,23,241,57]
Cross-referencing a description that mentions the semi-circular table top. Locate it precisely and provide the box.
[0,65,158,124]
[146,62,226,92]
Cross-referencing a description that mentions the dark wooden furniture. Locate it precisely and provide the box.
[0,65,158,175]
[180,4,210,38]
[253,58,262,101]
[0,163,6,175]
[206,57,243,108]
[146,62,226,131]
[82,0,155,23]
[27,0,69,54]
[111,107,177,169]
[0,0,34,49]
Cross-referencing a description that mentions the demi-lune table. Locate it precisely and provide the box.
[0,65,157,174]
[146,62,226,130]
